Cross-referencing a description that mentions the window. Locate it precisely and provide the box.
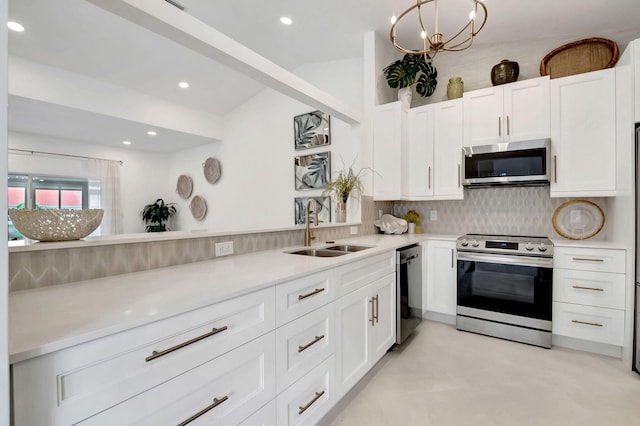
[8,174,89,240]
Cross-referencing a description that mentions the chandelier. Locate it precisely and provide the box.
[390,0,488,57]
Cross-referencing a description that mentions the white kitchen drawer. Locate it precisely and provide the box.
[553,269,625,309]
[553,247,625,273]
[275,302,335,393]
[276,269,335,327]
[12,287,275,426]
[276,355,335,426]
[552,302,624,346]
[335,251,396,297]
[79,332,276,426]
[239,400,276,426]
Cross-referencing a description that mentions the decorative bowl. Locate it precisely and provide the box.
[9,209,104,241]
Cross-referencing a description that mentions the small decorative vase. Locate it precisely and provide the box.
[491,59,519,86]
[336,200,347,223]
[447,77,464,100]
[398,87,412,109]
[408,223,416,234]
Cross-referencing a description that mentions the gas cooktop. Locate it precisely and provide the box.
[456,234,553,257]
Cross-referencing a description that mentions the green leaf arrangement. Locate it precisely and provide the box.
[383,53,438,97]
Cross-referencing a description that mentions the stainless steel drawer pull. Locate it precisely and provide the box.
[498,116,501,137]
[146,326,228,362]
[298,335,326,353]
[298,287,325,300]
[428,166,431,189]
[572,257,604,262]
[374,294,379,324]
[572,285,604,292]
[572,319,603,327]
[178,395,228,425]
[298,390,325,415]
[554,155,557,183]
[369,297,375,326]
[506,115,510,135]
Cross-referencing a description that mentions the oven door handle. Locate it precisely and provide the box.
[457,251,553,268]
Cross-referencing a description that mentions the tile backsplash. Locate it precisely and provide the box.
[9,189,607,291]
[393,186,609,240]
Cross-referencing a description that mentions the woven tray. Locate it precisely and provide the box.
[540,37,619,79]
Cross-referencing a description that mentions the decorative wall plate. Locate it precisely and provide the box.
[203,157,222,184]
[552,199,605,240]
[176,174,193,199]
[189,195,207,221]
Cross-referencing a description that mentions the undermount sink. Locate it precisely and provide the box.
[325,244,371,253]
[287,244,372,257]
[287,248,347,257]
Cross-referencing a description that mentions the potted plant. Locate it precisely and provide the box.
[404,210,421,234]
[141,198,176,232]
[323,165,366,223]
[383,53,438,106]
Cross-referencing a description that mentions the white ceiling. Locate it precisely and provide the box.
[7,0,640,152]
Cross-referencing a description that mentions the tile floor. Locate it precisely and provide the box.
[321,321,640,426]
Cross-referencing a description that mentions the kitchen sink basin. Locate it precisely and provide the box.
[325,244,371,253]
[287,244,372,257]
[287,248,347,257]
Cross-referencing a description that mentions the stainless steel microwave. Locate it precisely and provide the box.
[462,139,551,187]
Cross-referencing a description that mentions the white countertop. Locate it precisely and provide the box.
[9,233,452,364]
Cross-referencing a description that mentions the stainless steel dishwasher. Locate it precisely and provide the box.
[396,244,422,344]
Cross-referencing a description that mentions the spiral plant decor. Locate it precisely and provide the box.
[383,53,438,97]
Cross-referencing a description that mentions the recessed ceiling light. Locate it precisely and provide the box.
[178,81,189,89]
[8,21,24,32]
[280,17,293,25]
[122,140,132,145]
[147,131,157,136]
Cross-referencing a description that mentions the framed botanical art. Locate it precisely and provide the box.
[294,196,331,225]
[294,110,331,150]
[294,151,330,190]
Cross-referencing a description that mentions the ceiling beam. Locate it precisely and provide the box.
[87,0,364,125]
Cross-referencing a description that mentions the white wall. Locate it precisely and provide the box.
[169,88,361,232]
[8,132,171,234]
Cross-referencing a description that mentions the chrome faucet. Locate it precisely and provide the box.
[304,199,318,246]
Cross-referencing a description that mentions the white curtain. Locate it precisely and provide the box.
[88,159,122,235]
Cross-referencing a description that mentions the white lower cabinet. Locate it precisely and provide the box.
[275,303,335,394]
[11,250,399,425]
[425,239,457,316]
[79,332,276,425]
[239,400,277,426]
[12,287,276,426]
[335,273,396,398]
[552,246,626,346]
[276,355,335,426]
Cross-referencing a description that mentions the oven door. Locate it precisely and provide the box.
[457,251,553,322]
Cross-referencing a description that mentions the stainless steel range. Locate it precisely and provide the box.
[456,234,553,348]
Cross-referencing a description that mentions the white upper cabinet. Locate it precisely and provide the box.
[464,76,550,146]
[634,40,640,122]
[404,104,435,199]
[433,99,464,199]
[373,101,405,200]
[404,99,463,200]
[550,69,616,197]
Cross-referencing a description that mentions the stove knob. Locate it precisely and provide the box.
[460,239,468,247]
[471,239,479,248]
[538,243,547,252]
[525,242,534,251]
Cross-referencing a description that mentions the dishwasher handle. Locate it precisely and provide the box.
[399,254,420,264]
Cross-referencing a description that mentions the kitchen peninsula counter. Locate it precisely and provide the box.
[9,233,455,364]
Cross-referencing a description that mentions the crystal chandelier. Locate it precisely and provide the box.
[390,0,488,57]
